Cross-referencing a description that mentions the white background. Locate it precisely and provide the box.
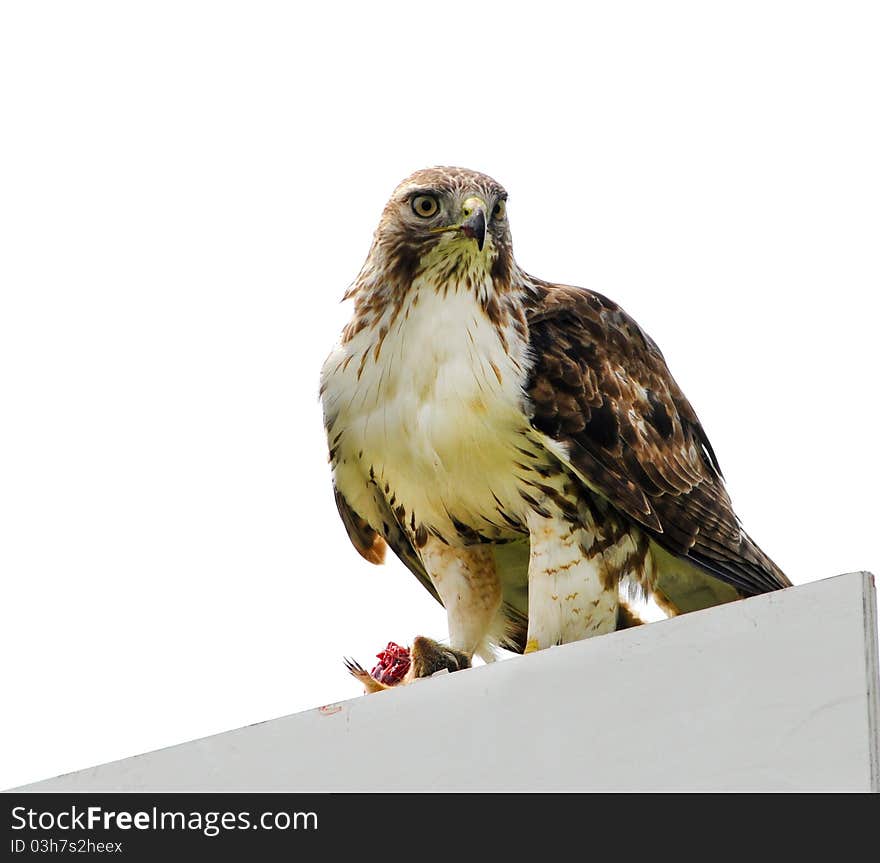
[1,1,877,790]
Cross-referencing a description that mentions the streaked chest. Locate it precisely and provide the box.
[321,282,535,537]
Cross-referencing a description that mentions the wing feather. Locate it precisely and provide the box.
[524,280,789,596]
[333,484,442,604]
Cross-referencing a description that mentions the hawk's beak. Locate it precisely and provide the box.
[460,197,487,252]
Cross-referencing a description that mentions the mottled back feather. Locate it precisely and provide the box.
[523,279,790,596]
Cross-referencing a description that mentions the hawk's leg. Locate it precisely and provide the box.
[524,510,619,652]
[420,537,502,661]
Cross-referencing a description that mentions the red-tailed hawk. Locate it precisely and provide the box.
[320,166,790,660]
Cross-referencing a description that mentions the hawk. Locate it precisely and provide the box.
[320,166,790,661]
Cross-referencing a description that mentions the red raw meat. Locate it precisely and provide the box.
[370,641,411,685]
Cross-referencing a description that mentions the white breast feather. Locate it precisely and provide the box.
[322,276,534,541]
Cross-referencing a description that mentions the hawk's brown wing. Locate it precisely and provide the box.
[524,280,789,596]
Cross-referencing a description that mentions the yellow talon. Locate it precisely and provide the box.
[524,638,540,654]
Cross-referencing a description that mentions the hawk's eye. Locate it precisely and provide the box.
[411,195,440,218]
[492,200,506,220]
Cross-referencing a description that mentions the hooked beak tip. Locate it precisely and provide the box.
[461,207,487,251]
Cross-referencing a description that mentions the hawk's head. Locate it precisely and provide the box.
[354,167,516,302]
